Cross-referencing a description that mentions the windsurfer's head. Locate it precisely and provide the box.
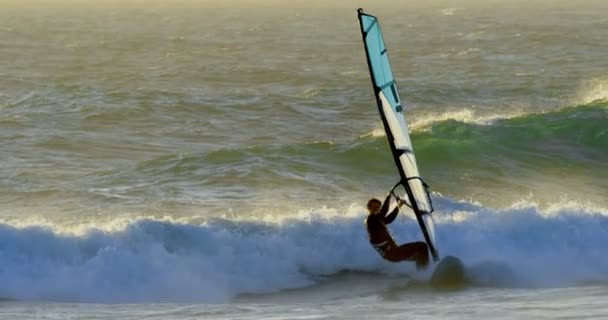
[367,198,382,214]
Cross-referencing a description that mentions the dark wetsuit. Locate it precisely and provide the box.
[365,196,429,266]
[365,195,400,257]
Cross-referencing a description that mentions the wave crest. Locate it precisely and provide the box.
[1,198,608,303]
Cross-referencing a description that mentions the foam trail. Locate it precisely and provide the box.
[1,199,608,303]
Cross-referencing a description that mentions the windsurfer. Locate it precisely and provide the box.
[365,196,429,270]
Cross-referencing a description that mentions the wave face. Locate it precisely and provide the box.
[1,198,607,303]
[99,100,605,210]
[4,100,605,222]
[413,100,608,207]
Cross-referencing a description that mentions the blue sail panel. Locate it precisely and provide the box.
[359,14,401,111]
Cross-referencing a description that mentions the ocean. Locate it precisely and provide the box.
[1,0,607,318]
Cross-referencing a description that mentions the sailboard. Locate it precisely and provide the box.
[357,8,439,261]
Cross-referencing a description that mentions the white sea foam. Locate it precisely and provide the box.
[1,198,607,303]
[360,108,524,137]
[431,197,608,287]
[360,96,606,138]
[440,8,463,16]
[576,78,608,105]
[407,108,515,131]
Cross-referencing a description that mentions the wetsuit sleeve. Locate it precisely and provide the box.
[379,195,399,224]
[379,195,391,216]
[383,206,399,224]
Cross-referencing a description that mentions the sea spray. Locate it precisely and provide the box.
[1,197,607,302]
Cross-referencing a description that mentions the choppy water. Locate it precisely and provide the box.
[1,0,607,318]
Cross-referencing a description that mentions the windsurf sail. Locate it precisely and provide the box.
[357,8,439,261]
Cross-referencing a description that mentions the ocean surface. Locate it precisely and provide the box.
[1,0,608,318]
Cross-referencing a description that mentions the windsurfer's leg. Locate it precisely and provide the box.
[383,241,429,269]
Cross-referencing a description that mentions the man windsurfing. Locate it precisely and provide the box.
[365,195,429,270]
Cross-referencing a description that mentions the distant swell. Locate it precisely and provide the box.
[415,100,608,160]
[202,100,608,190]
[197,100,608,172]
[1,198,608,303]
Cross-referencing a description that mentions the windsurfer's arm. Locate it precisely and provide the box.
[383,199,406,224]
[379,195,391,216]
[383,206,399,224]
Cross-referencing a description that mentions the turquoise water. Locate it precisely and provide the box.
[1,0,607,318]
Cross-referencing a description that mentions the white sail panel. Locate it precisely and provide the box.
[379,92,410,149]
